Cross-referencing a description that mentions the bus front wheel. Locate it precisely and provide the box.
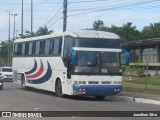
[55,79,64,98]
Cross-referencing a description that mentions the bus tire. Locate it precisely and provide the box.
[0,83,3,90]
[95,96,105,100]
[21,75,26,89]
[55,79,64,98]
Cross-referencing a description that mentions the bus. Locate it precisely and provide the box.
[12,30,122,100]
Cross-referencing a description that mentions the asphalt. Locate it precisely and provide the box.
[121,81,160,105]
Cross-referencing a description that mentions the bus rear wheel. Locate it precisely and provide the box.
[55,79,64,98]
[21,75,26,89]
[0,82,3,90]
[95,96,105,100]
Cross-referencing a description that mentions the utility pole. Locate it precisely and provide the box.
[21,0,23,35]
[63,0,67,32]
[31,0,33,33]
[6,10,11,66]
[11,14,18,40]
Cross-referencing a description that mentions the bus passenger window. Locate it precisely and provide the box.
[25,43,29,55]
[17,43,22,55]
[28,42,33,55]
[14,44,18,55]
[44,40,50,54]
[35,41,40,55]
[49,39,54,54]
[58,38,62,54]
[22,43,25,55]
[54,39,60,54]
[32,41,36,55]
[39,40,45,54]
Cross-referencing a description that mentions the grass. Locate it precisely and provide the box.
[123,86,160,94]
[123,76,160,86]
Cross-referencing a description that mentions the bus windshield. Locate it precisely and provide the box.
[74,51,121,74]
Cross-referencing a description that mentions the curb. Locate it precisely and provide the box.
[105,96,134,102]
[135,98,160,105]
[106,96,160,105]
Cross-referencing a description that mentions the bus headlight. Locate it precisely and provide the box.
[113,81,121,84]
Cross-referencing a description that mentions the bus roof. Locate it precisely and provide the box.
[14,30,120,43]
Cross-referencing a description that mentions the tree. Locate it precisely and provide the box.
[93,20,105,30]
[0,41,10,66]
[90,20,141,43]
[142,22,160,39]
[19,25,53,38]
[35,26,53,36]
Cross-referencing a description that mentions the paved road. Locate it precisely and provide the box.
[0,82,159,120]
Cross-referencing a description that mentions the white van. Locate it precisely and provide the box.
[0,67,13,82]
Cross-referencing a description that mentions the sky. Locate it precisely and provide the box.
[0,0,160,41]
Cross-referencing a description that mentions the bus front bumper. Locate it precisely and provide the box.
[73,85,122,96]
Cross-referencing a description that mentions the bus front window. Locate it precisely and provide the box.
[74,51,121,74]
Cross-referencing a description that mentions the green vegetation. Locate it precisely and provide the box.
[123,86,160,94]
[124,76,160,86]
[0,26,53,66]
[122,65,145,77]
[86,20,160,43]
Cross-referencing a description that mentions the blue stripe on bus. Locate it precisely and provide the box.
[25,59,37,75]
[27,61,52,84]
[73,85,122,96]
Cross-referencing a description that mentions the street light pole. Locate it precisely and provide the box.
[5,10,11,66]
[11,14,18,40]
[22,0,24,35]
[31,0,33,33]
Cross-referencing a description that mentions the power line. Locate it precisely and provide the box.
[68,0,160,17]
[44,0,61,24]
[45,5,63,26]
[47,16,63,29]
[69,0,109,4]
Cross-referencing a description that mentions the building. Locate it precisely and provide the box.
[122,38,160,76]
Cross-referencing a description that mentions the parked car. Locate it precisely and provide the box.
[0,67,13,82]
[0,78,3,90]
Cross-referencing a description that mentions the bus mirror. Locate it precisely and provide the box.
[70,49,76,65]
[121,49,130,65]
[125,52,130,65]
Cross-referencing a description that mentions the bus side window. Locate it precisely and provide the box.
[44,39,50,54]
[53,38,60,55]
[58,38,62,54]
[28,42,33,55]
[22,43,25,55]
[32,41,36,55]
[17,43,22,55]
[49,39,54,54]
[39,40,45,54]
[14,44,18,55]
[25,42,29,55]
[35,41,40,55]
[63,37,74,66]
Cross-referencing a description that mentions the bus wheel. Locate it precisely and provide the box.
[55,79,64,98]
[0,82,3,90]
[95,96,105,100]
[21,75,26,89]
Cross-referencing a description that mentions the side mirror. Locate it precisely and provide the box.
[122,49,130,65]
[125,52,130,65]
[70,49,76,65]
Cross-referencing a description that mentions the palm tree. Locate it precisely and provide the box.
[35,25,53,36]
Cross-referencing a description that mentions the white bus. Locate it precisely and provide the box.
[13,30,122,100]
